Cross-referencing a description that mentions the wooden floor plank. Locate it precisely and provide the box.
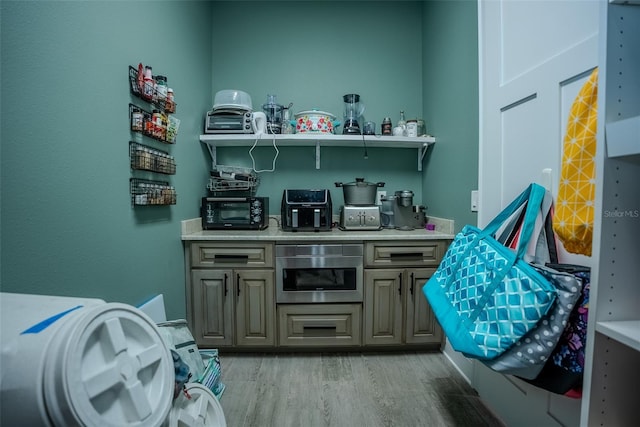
[217,351,505,427]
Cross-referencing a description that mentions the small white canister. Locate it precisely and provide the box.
[406,119,418,137]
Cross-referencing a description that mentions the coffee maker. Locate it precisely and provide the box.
[342,94,365,135]
[380,191,425,230]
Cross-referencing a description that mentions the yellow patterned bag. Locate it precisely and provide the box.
[554,68,598,256]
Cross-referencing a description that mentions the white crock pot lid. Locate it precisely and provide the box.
[295,109,336,119]
[44,303,174,427]
[167,383,227,427]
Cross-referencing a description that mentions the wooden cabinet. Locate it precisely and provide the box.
[277,304,361,347]
[185,238,449,351]
[363,242,446,348]
[186,242,275,348]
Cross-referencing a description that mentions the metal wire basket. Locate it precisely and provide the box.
[207,165,259,196]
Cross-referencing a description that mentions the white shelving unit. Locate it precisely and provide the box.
[583,2,640,426]
[199,133,436,171]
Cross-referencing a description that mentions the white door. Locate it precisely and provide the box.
[473,0,599,425]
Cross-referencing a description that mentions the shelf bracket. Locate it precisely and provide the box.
[206,144,217,169]
[315,141,321,169]
[418,142,430,171]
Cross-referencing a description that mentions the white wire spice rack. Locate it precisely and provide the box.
[207,165,259,197]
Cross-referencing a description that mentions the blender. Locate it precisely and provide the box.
[262,94,284,134]
[342,94,365,135]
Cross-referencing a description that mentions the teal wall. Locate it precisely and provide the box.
[1,1,213,318]
[422,1,479,230]
[1,1,478,319]
[210,1,426,208]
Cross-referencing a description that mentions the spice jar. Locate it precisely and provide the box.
[155,75,167,101]
[131,106,143,132]
[381,117,392,135]
[143,66,154,101]
[152,110,163,139]
[166,88,175,113]
[406,119,418,137]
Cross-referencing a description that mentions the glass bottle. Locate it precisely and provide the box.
[398,110,407,134]
[143,66,154,100]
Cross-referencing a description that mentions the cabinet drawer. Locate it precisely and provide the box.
[190,242,273,268]
[364,241,448,268]
[278,304,361,347]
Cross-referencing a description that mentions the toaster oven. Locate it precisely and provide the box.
[201,197,269,230]
[204,109,253,134]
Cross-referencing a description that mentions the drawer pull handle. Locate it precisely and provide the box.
[410,272,415,296]
[214,254,249,263]
[390,252,423,260]
[224,273,228,296]
[303,325,337,330]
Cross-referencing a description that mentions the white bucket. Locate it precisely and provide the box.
[0,292,174,427]
[165,383,227,427]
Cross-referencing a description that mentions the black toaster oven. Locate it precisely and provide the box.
[201,197,269,230]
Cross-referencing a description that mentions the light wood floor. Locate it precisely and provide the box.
[217,351,505,427]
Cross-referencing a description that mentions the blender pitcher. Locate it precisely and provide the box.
[342,94,365,135]
[262,94,284,134]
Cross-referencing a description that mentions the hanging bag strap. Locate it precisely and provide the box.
[440,183,547,301]
[481,183,547,259]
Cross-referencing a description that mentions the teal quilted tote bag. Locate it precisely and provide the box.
[423,183,557,360]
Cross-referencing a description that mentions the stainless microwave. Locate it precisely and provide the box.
[201,197,269,230]
[204,109,253,134]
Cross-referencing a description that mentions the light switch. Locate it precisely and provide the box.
[471,190,479,212]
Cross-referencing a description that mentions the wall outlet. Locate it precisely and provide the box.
[471,190,479,212]
[376,190,386,205]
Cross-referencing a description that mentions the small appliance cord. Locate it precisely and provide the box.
[249,126,279,173]
[361,132,368,159]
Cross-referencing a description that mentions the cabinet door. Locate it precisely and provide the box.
[190,269,233,347]
[364,269,403,345]
[405,268,443,345]
[235,269,275,347]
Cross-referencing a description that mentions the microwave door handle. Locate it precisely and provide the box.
[292,208,298,228]
[314,208,320,228]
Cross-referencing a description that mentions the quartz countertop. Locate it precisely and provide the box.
[181,216,455,242]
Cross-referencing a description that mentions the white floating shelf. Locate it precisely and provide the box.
[199,133,436,171]
[596,320,640,352]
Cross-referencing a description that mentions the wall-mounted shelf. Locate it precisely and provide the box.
[596,320,640,352]
[199,133,436,171]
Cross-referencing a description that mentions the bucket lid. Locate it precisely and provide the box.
[167,383,227,427]
[44,303,174,427]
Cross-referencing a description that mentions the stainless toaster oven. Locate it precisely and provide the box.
[204,109,253,134]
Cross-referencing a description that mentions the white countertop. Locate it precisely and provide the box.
[181,216,455,242]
